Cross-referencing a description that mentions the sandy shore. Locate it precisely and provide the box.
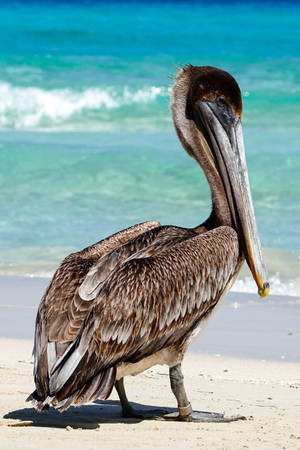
[0,338,300,450]
[1,276,300,447]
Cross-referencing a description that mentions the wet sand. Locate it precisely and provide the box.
[1,275,299,362]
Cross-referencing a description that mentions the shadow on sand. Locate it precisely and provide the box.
[4,399,176,429]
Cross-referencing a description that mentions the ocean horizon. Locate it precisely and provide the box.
[0,0,299,296]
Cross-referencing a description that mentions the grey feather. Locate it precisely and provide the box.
[47,342,57,377]
[49,347,84,393]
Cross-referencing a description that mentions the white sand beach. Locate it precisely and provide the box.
[0,276,300,449]
[0,338,300,450]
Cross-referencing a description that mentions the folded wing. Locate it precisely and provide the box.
[30,226,239,411]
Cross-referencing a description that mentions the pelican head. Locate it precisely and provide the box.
[171,65,269,297]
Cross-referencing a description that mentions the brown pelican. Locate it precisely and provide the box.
[28,65,269,422]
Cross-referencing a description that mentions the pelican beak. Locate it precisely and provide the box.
[195,100,270,298]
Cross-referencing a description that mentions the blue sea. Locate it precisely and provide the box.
[0,0,300,296]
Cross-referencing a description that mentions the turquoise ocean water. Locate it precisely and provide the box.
[0,0,300,296]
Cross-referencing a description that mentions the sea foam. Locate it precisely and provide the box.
[232,273,298,297]
[0,81,168,130]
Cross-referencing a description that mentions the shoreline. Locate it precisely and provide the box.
[0,338,299,449]
[1,275,299,362]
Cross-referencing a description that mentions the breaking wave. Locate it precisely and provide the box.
[232,273,299,297]
[0,81,170,130]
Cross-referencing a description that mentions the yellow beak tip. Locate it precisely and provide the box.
[259,282,270,298]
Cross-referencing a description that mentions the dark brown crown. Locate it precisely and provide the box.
[184,65,243,118]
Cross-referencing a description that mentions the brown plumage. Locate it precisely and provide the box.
[28,65,269,419]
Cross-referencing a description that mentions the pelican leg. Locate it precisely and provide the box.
[166,363,246,423]
[115,377,141,418]
[168,363,191,418]
[115,378,168,419]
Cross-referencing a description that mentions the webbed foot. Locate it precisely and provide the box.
[122,406,169,420]
[122,404,245,422]
[162,410,246,422]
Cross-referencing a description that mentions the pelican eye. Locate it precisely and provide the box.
[216,96,227,109]
[209,95,236,128]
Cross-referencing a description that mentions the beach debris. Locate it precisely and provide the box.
[66,425,73,431]
[8,421,33,427]
[287,332,293,335]
[289,434,300,439]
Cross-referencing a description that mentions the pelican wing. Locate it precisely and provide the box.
[37,220,161,341]
[32,220,161,403]
[42,226,239,409]
[79,225,197,301]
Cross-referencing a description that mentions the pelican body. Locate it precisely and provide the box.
[28,66,269,422]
